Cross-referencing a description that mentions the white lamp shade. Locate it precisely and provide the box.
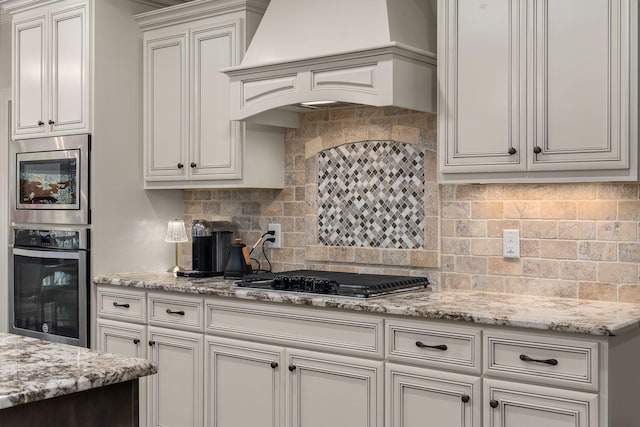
[165,219,188,243]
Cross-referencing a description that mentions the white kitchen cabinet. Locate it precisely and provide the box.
[287,349,383,427]
[136,0,284,189]
[386,363,481,427]
[484,378,598,427]
[11,0,90,139]
[204,336,284,427]
[438,0,639,182]
[147,326,204,427]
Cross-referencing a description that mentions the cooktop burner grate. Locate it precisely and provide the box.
[236,270,430,298]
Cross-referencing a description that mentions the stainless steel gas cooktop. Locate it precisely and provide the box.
[235,270,430,298]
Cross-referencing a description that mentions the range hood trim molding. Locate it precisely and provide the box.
[225,44,437,126]
[223,42,437,76]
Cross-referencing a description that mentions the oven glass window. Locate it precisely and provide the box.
[13,254,80,339]
[19,156,77,206]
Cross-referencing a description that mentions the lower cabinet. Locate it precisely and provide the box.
[147,326,204,427]
[287,349,383,427]
[96,285,640,427]
[204,336,284,427]
[483,379,598,427]
[386,363,481,427]
[204,337,383,427]
[96,319,147,427]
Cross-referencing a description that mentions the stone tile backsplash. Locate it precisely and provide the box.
[183,106,640,303]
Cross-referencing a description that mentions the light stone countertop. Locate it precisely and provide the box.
[94,272,640,336]
[0,333,156,410]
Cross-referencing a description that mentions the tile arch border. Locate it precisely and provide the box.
[303,122,439,269]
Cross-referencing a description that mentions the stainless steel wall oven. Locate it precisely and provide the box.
[10,134,90,225]
[9,226,89,347]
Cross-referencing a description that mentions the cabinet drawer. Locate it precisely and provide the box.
[386,319,482,374]
[96,287,146,323]
[205,299,384,358]
[484,331,599,391]
[148,293,203,332]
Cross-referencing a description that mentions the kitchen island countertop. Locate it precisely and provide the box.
[0,332,156,410]
[94,272,640,336]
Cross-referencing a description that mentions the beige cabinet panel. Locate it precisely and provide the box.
[386,363,481,427]
[439,0,638,182]
[144,33,188,180]
[204,336,284,427]
[287,349,383,427]
[147,326,203,427]
[484,378,598,427]
[439,0,526,173]
[12,0,90,139]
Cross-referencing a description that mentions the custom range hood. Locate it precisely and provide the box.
[223,0,437,127]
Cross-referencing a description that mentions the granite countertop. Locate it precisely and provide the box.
[94,272,640,337]
[0,333,156,410]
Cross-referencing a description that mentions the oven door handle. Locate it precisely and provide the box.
[12,247,80,260]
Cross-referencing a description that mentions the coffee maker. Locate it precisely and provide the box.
[177,220,234,277]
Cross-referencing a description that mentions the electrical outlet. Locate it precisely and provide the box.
[503,229,520,259]
[268,223,282,248]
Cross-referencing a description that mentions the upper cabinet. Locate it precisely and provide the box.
[136,0,285,189]
[10,0,90,139]
[438,0,639,183]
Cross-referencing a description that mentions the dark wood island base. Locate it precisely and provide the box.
[0,379,140,427]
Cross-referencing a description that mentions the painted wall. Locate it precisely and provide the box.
[0,13,11,332]
[91,0,183,275]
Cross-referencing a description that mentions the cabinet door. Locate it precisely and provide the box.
[204,336,284,427]
[147,326,203,427]
[190,20,242,180]
[529,0,629,171]
[287,349,383,427]
[96,319,147,427]
[13,13,47,138]
[439,0,526,173]
[386,363,480,427]
[48,2,89,135]
[143,32,188,181]
[484,379,598,427]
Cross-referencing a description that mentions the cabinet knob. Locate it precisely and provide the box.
[270,362,278,369]
[148,340,156,347]
[508,147,517,155]
[489,399,499,409]
[461,394,470,403]
[533,146,542,154]
[37,120,44,126]
[177,163,184,169]
[288,364,296,372]
[133,338,140,345]
[48,120,55,125]
[190,162,197,168]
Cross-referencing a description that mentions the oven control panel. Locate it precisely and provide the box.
[13,228,87,250]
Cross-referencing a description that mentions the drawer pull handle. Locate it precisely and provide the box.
[461,394,470,403]
[133,339,140,345]
[489,399,499,409]
[415,341,448,351]
[288,364,296,372]
[113,302,130,308]
[270,362,278,369]
[519,354,558,366]
[166,309,186,316]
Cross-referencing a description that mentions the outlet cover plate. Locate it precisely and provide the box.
[268,223,281,248]
[503,229,520,258]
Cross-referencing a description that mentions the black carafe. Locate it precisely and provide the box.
[224,239,252,279]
